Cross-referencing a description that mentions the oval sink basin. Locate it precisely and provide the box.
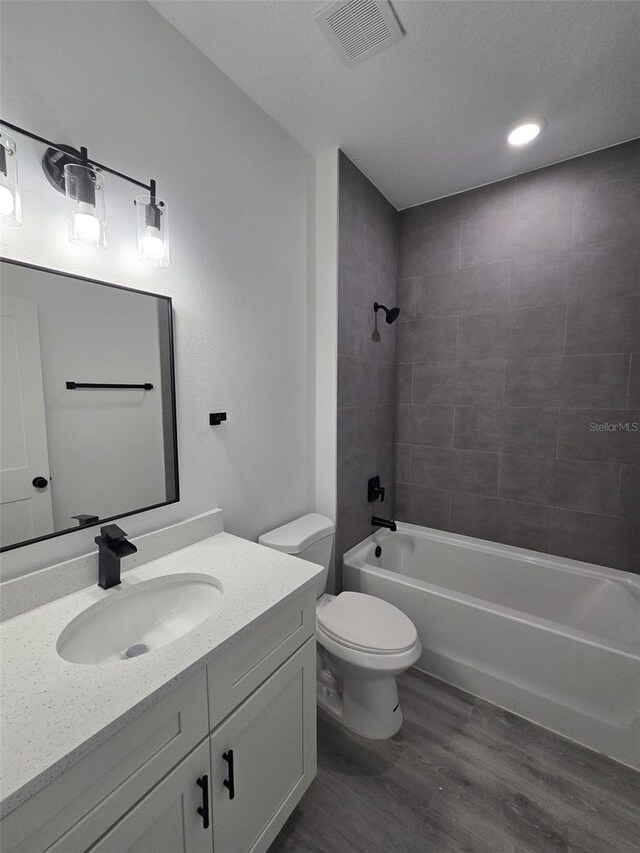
[57,574,223,665]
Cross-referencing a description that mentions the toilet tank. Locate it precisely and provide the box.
[258,513,335,598]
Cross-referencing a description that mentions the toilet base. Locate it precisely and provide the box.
[317,673,404,739]
[316,649,406,739]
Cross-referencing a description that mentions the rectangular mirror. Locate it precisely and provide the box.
[0,258,178,551]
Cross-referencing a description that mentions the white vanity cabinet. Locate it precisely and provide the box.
[210,640,316,853]
[1,589,317,853]
[86,741,212,853]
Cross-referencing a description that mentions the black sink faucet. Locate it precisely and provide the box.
[371,516,397,532]
[95,524,137,589]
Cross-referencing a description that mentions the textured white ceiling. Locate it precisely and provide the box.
[150,0,640,209]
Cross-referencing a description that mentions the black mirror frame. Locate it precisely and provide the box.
[0,256,180,553]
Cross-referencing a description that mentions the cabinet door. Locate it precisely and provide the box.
[210,639,316,853]
[9,671,209,853]
[87,741,212,853]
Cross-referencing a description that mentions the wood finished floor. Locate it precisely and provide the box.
[270,669,640,853]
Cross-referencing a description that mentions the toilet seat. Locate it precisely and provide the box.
[316,592,418,654]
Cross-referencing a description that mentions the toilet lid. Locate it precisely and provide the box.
[317,592,417,653]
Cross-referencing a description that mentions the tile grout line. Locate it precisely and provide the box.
[408,444,413,488]
[459,489,627,521]
[452,405,458,450]
[569,186,577,250]
[501,357,507,407]
[616,463,624,517]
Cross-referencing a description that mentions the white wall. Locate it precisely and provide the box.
[0,1,315,578]
[313,150,339,592]
[314,150,338,522]
[1,263,167,532]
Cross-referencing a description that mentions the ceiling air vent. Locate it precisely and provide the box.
[315,0,404,66]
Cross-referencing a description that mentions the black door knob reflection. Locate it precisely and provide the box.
[32,476,49,489]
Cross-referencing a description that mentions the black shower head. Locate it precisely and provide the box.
[374,302,400,324]
[386,306,400,324]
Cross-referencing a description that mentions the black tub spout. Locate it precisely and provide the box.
[371,516,397,532]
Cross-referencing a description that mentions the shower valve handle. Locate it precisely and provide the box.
[368,476,385,503]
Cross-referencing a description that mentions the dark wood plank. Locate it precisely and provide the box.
[269,669,640,853]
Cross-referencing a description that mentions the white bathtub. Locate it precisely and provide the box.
[343,523,640,771]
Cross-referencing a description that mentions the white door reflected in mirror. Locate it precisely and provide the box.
[0,296,54,546]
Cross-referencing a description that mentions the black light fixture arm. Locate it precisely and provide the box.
[0,118,154,193]
[145,177,164,229]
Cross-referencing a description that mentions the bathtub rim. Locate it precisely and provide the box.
[343,523,640,659]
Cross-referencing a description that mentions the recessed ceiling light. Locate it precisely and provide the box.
[507,119,546,147]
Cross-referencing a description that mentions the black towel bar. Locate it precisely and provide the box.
[66,382,154,390]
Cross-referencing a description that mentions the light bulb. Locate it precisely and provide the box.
[0,185,15,217]
[507,122,543,147]
[136,192,169,266]
[73,208,100,243]
[65,164,106,247]
[142,227,165,260]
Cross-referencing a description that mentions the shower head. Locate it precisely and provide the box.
[374,302,400,324]
[386,306,400,324]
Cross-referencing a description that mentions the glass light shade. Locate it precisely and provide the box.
[64,162,106,248]
[0,133,22,225]
[136,194,169,267]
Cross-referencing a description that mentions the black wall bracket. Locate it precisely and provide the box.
[209,412,227,426]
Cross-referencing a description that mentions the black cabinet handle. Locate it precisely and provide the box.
[32,476,49,489]
[223,750,235,800]
[196,775,209,829]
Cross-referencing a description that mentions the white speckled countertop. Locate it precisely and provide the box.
[0,532,321,818]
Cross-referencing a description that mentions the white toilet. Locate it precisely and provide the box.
[259,513,421,739]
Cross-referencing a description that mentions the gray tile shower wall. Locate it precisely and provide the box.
[337,153,398,566]
[395,139,640,572]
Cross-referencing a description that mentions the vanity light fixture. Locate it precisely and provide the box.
[507,118,546,147]
[0,131,22,225]
[42,143,109,250]
[136,180,169,267]
[0,118,170,266]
